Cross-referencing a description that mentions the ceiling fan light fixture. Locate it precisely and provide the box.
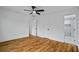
[33,11,36,14]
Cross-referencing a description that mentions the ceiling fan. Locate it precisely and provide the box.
[24,6,45,15]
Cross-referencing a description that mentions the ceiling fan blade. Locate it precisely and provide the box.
[30,12,33,14]
[36,12,40,15]
[32,6,36,9]
[24,9,31,11]
[36,9,44,12]
[37,13,40,15]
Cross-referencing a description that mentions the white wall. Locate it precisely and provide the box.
[0,6,79,46]
[37,7,79,46]
[38,7,78,41]
[0,7,30,42]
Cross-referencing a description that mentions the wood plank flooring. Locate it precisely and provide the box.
[0,35,78,52]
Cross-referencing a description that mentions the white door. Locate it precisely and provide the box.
[64,14,77,44]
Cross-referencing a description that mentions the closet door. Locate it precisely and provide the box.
[64,14,77,44]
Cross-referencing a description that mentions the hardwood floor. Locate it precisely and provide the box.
[0,35,78,52]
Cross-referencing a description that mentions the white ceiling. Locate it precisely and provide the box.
[0,6,77,15]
